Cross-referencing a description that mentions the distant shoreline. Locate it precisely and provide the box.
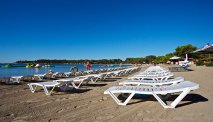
[0,63,132,65]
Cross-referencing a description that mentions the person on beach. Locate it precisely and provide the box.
[86,61,92,70]
[47,70,53,79]
[70,66,78,72]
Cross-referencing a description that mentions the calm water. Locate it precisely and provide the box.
[0,64,130,77]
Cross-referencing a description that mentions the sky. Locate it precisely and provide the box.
[0,0,213,63]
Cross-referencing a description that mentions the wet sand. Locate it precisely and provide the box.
[0,65,212,122]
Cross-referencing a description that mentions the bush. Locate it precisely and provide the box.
[196,60,204,66]
[206,62,213,67]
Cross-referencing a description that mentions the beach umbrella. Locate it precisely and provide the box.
[170,56,181,60]
[193,44,213,62]
[193,44,213,53]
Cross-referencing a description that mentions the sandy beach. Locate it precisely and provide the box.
[0,65,212,122]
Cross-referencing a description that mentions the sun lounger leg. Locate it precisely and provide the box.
[38,76,43,80]
[90,78,95,83]
[28,84,37,93]
[108,92,135,106]
[71,81,84,89]
[43,86,50,95]
[121,92,135,105]
[153,89,191,108]
[104,74,109,79]
[95,77,99,82]
[71,82,78,89]
[76,80,84,88]
[152,93,168,108]
[111,74,116,78]
[35,76,43,81]
[91,77,99,83]
[43,85,56,95]
[170,89,191,108]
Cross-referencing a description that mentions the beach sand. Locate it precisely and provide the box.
[0,65,212,122]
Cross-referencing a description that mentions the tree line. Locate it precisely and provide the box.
[125,44,213,64]
[16,59,123,64]
[125,44,198,64]
[16,44,211,64]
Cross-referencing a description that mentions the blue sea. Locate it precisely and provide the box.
[0,64,130,77]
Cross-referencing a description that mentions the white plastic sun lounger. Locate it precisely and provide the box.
[34,74,45,80]
[88,74,107,83]
[103,71,116,79]
[10,76,23,84]
[28,82,62,95]
[63,72,74,77]
[119,77,184,86]
[104,81,199,108]
[33,72,60,80]
[55,76,92,89]
[28,76,92,95]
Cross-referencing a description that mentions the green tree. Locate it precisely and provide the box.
[145,55,156,63]
[175,44,197,57]
[154,56,165,63]
[124,58,145,64]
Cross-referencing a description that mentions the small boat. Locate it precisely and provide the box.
[2,64,13,68]
[26,63,36,68]
[35,64,42,68]
[43,64,54,68]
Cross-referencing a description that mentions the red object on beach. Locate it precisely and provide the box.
[86,62,92,70]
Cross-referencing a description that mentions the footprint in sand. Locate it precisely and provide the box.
[48,118,58,122]
[145,110,151,114]
[31,101,52,108]
[13,120,28,122]
[68,96,75,99]
[56,109,64,113]
[74,105,80,109]
[137,110,151,117]
[142,118,154,121]
[26,99,40,103]
[55,97,69,102]
[137,111,144,117]
[95,115,114,120]
[73,103,89,109]
[23,88,28,90]
[13,115,30,122]
[99,99,103,102]
[102,97,108,101]
[90,100,99,103]
[3,113,14,119]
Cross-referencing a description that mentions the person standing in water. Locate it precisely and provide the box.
[86,61,92,70]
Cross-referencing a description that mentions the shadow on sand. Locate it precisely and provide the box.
[54,88,92,94]
[82,83,107,87]
[106,77,122,80]
[175,94,208,108]
[187,69,194,71]
[117,93,208,108]
[100,79,117,82]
